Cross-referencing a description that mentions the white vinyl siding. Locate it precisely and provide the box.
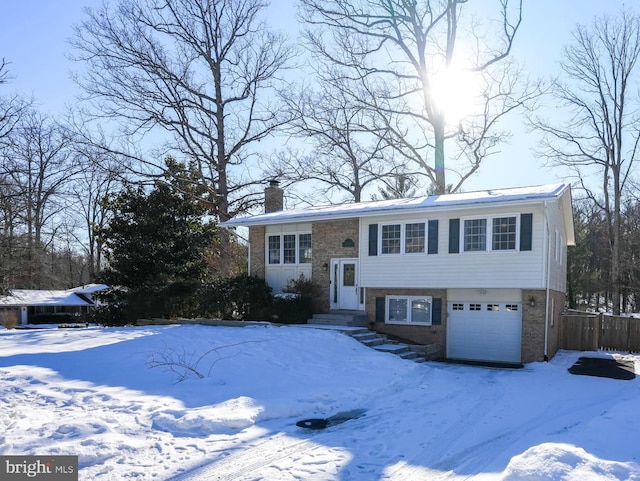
[360,205,546,289]
[545,200,569,292]
[265,223,312,292]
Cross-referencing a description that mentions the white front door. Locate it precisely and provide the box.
[330,259,359,310]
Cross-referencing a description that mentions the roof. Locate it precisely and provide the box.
[0,284,108,307]
[221,183,572,228]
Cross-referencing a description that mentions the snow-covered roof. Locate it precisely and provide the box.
[221,183,571,228]
[69,284,109,295]
[0,284,108,307]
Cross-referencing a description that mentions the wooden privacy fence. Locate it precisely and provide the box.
[560,311,640,353]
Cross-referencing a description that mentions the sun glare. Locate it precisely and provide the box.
[429,64,480,126]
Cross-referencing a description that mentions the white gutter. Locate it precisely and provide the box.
[543,200,552,361]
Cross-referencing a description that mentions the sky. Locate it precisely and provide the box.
[0,0,631,195]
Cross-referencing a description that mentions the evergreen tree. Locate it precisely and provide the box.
[99,159,217,320]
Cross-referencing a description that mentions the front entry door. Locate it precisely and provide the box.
[331,259,359,310]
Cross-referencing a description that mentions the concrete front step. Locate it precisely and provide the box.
[373,343,411,355]
[305,318,431,363]
[360,337,385,347]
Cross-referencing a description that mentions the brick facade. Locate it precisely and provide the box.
[311,219,359,313]
[366,288,447,347]
[521,289,564,363]
[248,226,265,278]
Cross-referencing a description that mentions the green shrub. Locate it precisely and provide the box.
[199,275,272,320]
[80,304,127,326]
[282,274,320,298]
[271,293,313,324]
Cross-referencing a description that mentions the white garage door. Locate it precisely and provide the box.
[447,301,522,363]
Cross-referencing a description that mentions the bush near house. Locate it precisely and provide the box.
[0,310,19,329]
[272,293,313,324]
[271,275,321,324]
[199,275,273,320]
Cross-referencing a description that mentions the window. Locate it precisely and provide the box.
[469,303,481,311]
[268,235,280,264]
[267,233,312,265]
[382,224,401,254]
[506,304,519,312]
[464,219,487,251]
[462,215,519,252]
[380,221,430,255]
[405,223,426,253]
[452,303,464,310]
[385,296,433,325]
[492,216,517,250]
[299,234,312,264]
[283,234,296,264]
[487,304,500,311]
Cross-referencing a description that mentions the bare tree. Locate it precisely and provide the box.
[4,110,76,288]
[532,10,640,314]
[300,0,540,194]
[70,0,295,273]
[69,147,125,280]
[273,74,403,203]
[0,58,29,145]
[0,58,8,85]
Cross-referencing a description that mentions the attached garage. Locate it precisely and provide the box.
[447,300,522,363]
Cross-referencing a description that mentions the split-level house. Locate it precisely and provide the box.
[221,182,574,364]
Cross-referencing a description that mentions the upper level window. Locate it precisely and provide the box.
[462,215,518,252]
[267,233,311,265]
[492,216,517,250]
[464,219,487,251]
[382,224,401,254]
[268,235,281,264]
[299,233,312,264]
[283,234,296,264]
[405,223,425,253]
[381,221,428,255]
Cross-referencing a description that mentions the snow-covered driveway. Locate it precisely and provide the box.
[0,324,638,480]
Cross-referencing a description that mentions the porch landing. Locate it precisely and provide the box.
[307,310,369,327]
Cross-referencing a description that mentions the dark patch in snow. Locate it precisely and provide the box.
[568,356,635,380]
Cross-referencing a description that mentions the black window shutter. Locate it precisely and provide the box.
[428,220,438,254]
[369,224,378,256]
[432,298,442,325]
[449,219,460,253]
[520,213,533,251]
[375,297,385,322]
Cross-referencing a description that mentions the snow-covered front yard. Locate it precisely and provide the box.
[0,324,638,480]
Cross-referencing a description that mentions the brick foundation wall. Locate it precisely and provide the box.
[366,288,447,347]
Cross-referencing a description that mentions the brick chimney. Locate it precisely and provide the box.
[265,179,284,213]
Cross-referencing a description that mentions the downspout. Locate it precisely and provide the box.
[543,200,551,361]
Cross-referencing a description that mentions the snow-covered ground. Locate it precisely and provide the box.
[0,324,638,480]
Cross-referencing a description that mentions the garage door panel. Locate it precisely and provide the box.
[447,302,522,363]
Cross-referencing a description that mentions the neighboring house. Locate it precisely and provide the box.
[0,284,108,325]
[221,182,574,364]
